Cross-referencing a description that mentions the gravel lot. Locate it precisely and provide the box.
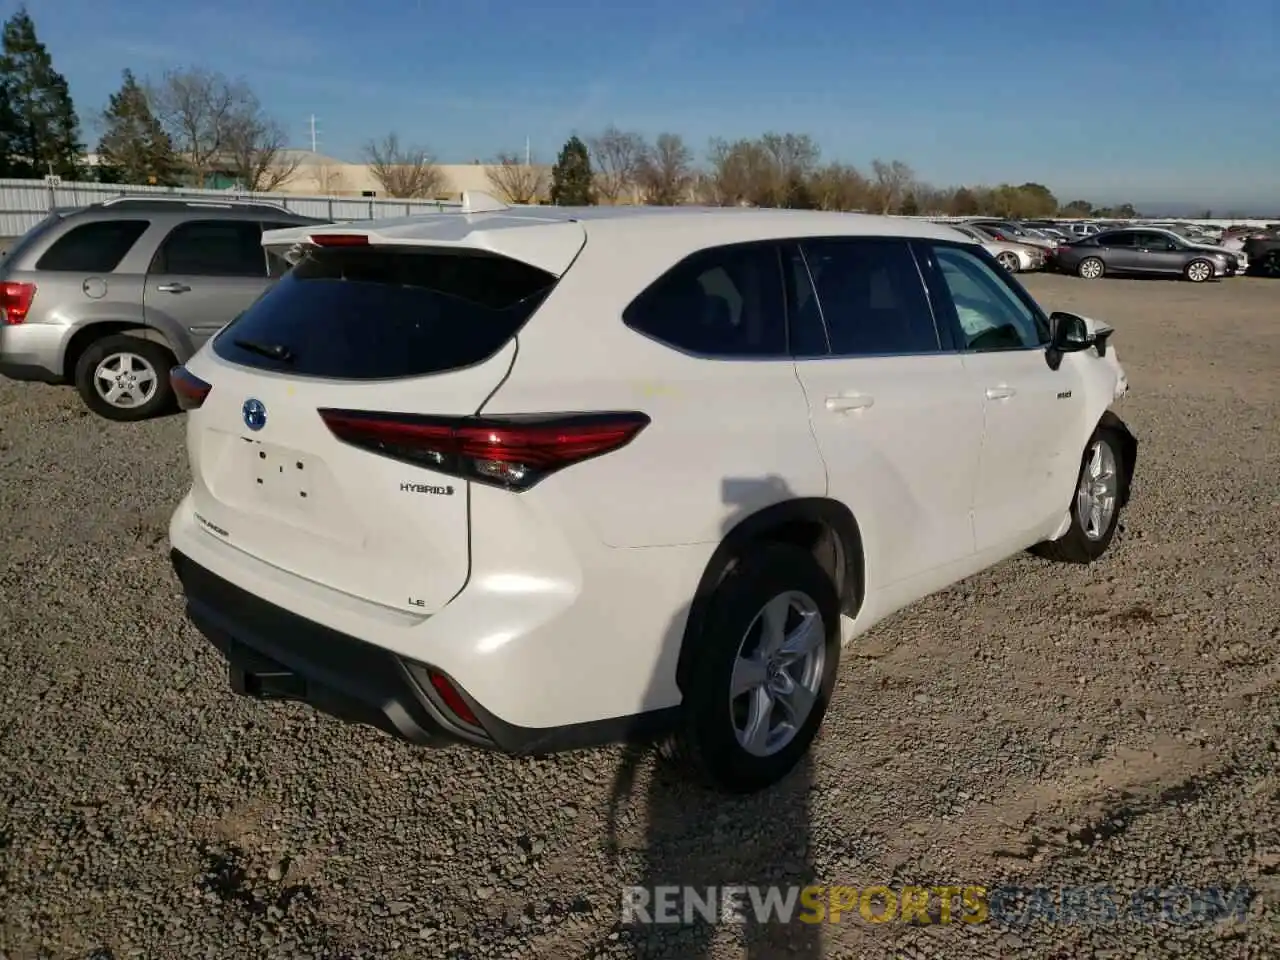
[1,274,1277,959]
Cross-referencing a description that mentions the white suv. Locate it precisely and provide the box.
[168,194,1137,794]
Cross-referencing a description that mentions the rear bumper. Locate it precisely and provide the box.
[170,549,678,755]
[0,322,66,382]
[0,360,62,383]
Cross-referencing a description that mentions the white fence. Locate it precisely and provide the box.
[0,178,458,237]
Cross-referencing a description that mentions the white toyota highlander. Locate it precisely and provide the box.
[168,193,1137,794]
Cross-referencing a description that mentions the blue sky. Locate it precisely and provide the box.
[13,0,1280,212]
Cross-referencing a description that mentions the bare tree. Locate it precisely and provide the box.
[588,126,645,204]
[636,133,694,205]
[364,133,444,198]
[485,152,546,204]
[224,109,300,192]
[704,137,769,206]
[807,162,869,211]
[870,158,914,214]
[147,67,244,183]
[147,67,298,190]
[314,162,345,194]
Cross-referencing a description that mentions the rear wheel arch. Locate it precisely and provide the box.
[62,321,179,381]
[675,497,864,693]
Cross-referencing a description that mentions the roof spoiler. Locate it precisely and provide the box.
[259,192,585,276]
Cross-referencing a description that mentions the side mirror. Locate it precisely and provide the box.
[1045,311,1094,370]
[1050,311,1092,350]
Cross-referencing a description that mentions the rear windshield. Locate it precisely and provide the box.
[212,246,558,379]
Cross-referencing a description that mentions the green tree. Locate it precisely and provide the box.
[0,90,17,177]
[1059,199,1094,218]
[1014,182,1058,218]
[96,69,180,185]
[549,135,594,205]
[950,186,979,216]
[0,6,83,178]
[898,191,920,216]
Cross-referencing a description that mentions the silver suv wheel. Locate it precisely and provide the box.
[93,351,159,409]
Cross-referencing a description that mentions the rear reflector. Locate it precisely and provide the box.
[309,234,369,247]
[171,366,212,411]
[1,281,36,325]
[317,409,651,491]
[426,670,481,727]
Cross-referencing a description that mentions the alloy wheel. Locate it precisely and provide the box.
[1076,440,1118,541]
[93,351,159,409]
[729,590,826,757]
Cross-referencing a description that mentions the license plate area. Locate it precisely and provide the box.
[239,436,317,508]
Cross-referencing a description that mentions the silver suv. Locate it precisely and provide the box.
[0,197,325,420]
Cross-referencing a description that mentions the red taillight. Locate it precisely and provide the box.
[170,366,212,411]
[309,234,369,247]
[317,409,651,491]
[426,670,481,727]
[1,281,36,325]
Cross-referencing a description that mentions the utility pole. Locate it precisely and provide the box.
[309,115,320,154]
[525,136,530,167]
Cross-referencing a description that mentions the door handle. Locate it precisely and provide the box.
[157,282,191,294]
[985,385,1017,400]
[825,394,875,413]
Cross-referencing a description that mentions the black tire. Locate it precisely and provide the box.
[1183,259,1214,283]
[1032,426,1126,564]
[1257,250,1280,278]
[1077,257,1105,280]
[661,543,841,793]
[73,333,177,422]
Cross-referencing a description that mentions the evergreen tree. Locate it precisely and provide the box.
[0,91,17,178]
[549,135,594,205]
[898,191,920,216]
[97,69,179,185]
[0,7,83,178]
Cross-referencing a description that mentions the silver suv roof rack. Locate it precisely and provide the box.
[99,195,293,213]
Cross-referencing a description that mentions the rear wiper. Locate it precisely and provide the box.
[233,338,294,362]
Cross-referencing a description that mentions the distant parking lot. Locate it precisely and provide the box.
[1,274,1277,959]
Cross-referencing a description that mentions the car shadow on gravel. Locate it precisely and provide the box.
[605,476,823,958]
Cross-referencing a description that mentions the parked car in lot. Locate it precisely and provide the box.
[966,220,1057,252]
[168,196,1137,794]
[1056,227,1237,281]
[0,197,327,420]
[945,223,1046,272]
[1061,222,1104,240]
[1243,232,1280,276]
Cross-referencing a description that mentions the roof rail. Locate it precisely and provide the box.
[99,195,292,213]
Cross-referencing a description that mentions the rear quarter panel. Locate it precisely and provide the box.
[479,238,828,549]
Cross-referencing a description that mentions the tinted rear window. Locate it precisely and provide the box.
[213,247,557,379]
[35,219,150,272]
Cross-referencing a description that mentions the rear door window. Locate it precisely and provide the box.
[34,219,150,272]
[212,247,558,379]
[798,238,941,355]
[623,242,787,357]
[150,220,266,277]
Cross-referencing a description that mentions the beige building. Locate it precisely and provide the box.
[274,150,553,203]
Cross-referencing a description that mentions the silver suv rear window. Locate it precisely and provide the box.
[35,220,150,272]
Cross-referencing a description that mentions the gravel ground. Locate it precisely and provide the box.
[1,274,1277,959]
